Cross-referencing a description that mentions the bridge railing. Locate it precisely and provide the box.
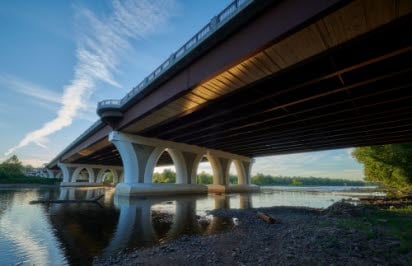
[117,0,253,106]
[97,99,121,109]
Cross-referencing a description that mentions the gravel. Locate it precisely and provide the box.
[94,202,411,265]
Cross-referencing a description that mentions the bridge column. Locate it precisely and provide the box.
[233,159,254,185]
[109,131,208,196]
[206,152,258,193]
[46,169,60,179]
[57,163,75,183]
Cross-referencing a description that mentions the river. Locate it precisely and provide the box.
[0,186,383,265]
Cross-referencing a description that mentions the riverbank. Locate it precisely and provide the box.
[94,201,412,265]
[0,183,60,188]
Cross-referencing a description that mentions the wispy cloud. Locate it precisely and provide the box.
[5,0,176,156]
[0,74,61,105]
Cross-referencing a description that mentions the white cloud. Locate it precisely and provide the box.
[0,74,62,105]
[5,0,176,156]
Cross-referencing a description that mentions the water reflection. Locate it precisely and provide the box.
[0,186,380,265]
[0,189,68,265]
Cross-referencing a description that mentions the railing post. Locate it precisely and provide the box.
[210,16,219,30]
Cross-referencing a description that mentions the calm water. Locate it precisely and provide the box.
[0,186,383,265]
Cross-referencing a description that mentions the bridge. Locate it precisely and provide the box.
[46,0,412,196]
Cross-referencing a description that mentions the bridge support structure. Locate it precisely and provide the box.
[57,162,123,187]
[46,169,62,179]
[109,131,258,196]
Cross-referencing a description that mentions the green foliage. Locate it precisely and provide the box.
[229,175,238,184]
[197,171,213,184]
[0,155,60,184]
[152,169,364,186]
[196,172,239,184]
[0,155,24,178]
[153,170,369,186]
[291,178,303,186]
[153,169,176,183]
[102,172,114,184]
[251,173,367,186]
[352,144,412,189]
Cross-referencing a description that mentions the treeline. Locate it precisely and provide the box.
[0,155,59,184]
[153,169,369,186]
[251,173,368,186]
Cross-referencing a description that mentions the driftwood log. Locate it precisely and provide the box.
[257,211,278,224]
[30,194,104,204]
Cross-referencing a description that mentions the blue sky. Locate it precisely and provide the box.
[0,0,364,180]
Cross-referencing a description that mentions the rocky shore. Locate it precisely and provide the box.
[94,201,412,265]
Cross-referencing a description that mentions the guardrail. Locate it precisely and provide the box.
[97,99,121,109]
[104,0,252,108]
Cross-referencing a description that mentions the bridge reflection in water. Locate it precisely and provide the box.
[48,188,252,264]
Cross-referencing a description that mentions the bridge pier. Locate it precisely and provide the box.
[57,163,122,187]
[109,131,258,196]
[206,151,258,193]
[110,131,208,196]
[46,169,62,179]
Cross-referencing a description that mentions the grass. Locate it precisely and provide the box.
[336,206,412,253]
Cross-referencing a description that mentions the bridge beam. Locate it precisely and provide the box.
[109,131,258,196]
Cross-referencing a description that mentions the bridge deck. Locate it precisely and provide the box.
[48,0,412,168]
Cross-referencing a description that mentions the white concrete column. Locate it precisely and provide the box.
[167,148,188,184]
[207,152,232,185]
[56,172,63,179]
[110,132,156,184]
[46,169,55,179]
[57,163,75,183]
[233,159,254,185]
[180,152,203,185]
[241,160,254,185]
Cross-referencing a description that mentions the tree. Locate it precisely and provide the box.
[352,144,412,188]
[197,171,213,184]
[0,155,24,177]
[153,169,176,183]
[291,178,303,186]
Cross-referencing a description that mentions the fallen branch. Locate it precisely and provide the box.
[29,194,104,204]
[257,211,278,224]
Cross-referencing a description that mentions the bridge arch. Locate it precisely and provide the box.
[71,167,94,183]
[96,168,119,184]
[144,148,194,184]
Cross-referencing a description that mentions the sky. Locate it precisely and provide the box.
[0,0,364,180]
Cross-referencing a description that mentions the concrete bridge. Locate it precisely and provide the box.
[46,0,412,196]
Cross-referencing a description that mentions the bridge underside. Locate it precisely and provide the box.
[68,10,412,167]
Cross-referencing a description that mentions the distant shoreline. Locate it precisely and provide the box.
[0,183,60,188]
[0,183,375,189]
